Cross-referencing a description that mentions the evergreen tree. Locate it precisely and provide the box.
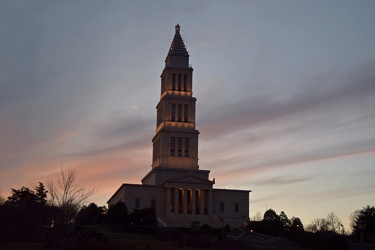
[7,187,38,206]
[351,205,375,242]
[35,182,48,204]
[75,203,105,225]
[108,201,129,225]
[263,209,283,235]
[1,183,54,242]
[291,217,304,231]
[280,211,292,231]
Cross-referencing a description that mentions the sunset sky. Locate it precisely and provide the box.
[1,0,375,231]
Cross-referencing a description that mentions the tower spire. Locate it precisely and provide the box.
[165,24,189,68]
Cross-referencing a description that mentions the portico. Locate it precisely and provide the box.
[165,187,212,216]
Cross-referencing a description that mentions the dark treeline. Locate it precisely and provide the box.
[247,209,304,240]
[247,207,375,249]
[76,201,157,229]
[1,179,374,249]
[0,182,159,248]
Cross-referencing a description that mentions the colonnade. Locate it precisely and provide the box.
[166,187,212,215]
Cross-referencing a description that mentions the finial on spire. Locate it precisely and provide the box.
[175,23,180,33]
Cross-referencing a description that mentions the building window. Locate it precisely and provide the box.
[235,203,239,213]
[178,73,181,90]
[151,199,156,208]
[135,198,140,208]
[184,138,189,157]
[178,137,182,157]
[172,73,176,90]
[170,137,175,156]
[184,104,188,122]
[171,103,175,121]
[183,74,187,91]
[220,202,224,212]
[177,104,182,122]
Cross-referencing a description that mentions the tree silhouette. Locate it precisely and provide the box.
[47,166,96,224]
[263,209,283,234]
[0,183,53,242]
[291,217,304,231]
[75,202,106,225]
[306,213,340,233]
[7,186,38,206]
[280,211,292,231]
[263,209,279,222]
[306,218,329,232]
[351,205,375,242]
[108,201,129,225]
[326,212,342,233]
[35,182,48,204]
[251,211,263,221]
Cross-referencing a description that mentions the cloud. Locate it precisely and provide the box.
[301,182,375,202]
[253,175,312,187]
[65,138,149,158]
[199,58,375,140]
[194,59,375,181]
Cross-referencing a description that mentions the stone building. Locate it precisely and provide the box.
[108,24,251,228]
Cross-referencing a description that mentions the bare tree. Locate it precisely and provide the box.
[306,213,342,233]
[306,218,329,232]
[326,212,342,233]
[251,211,263,221]
[47,165,97,224]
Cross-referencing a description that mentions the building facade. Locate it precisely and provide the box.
[108,24,250,228]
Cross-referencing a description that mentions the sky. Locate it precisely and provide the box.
[1,0,375,232]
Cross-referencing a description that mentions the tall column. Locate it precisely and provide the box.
[192,188,196,215]
[174,188,179,213]
[208,189,212,215]
[183,188,187,214]
[200,189,205,215]
[166,188,171,214]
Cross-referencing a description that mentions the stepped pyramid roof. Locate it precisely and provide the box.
[167,24,189,57]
